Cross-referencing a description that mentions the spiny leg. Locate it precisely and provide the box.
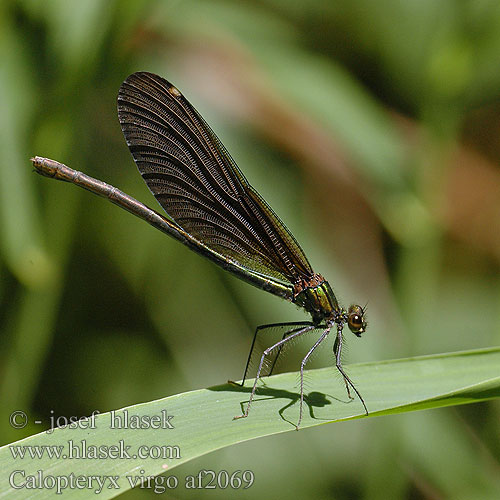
[229,321,314,387]
[268,322,315,377]
[296,327,331,430]
[333,335,353,400]
[334,324,368,415]
[233,324,316,421]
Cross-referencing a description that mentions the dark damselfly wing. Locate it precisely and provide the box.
[117,72,313,285]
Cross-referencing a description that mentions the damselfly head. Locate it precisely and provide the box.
[347,304,367,337]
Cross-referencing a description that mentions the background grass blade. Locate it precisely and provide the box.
[1,347,499,499]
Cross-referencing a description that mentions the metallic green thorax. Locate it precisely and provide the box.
[293,274,340,325]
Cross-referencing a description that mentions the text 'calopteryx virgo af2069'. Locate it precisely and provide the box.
[32,71,368,429]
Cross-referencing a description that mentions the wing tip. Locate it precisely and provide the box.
[120,72,181,97]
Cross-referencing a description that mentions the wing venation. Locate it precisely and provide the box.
[117,71,314,283]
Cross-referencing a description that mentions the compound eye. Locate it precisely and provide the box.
[347,305,366,336]
[350,314,362,329]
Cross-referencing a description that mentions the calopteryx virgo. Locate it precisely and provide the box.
[32,72,368,429]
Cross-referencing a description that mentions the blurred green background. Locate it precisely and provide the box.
[1,0,500,498]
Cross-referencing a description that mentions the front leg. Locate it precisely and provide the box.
[334,324,368,415]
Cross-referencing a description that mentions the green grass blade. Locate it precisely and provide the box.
[1,347,499,498]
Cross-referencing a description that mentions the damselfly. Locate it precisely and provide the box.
[32,72,368,429]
